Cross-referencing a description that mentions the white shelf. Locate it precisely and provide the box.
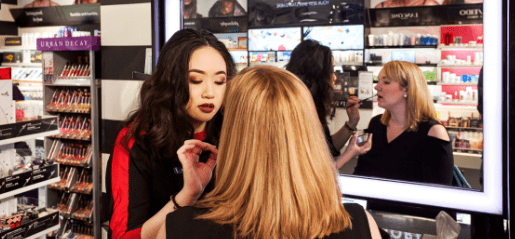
[437,82,478,86]
[0,46,38,51]
[453,152,482,157]
[337,62,364,66]
[0,177,60,200]
[438,64,482,68]
[49,79,91,86]
[438,45,483,50]
[0,129,59,146]
[1,62,42,67]
[25,224,60,239]
[436,101,478,106]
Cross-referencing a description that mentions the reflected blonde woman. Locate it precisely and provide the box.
[353,61,454,185]
[157,66,381,239]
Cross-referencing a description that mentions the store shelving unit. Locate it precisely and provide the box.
[0,117,60,238]
[37,36,100,238]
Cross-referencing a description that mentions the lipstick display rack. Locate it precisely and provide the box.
[46,87,92,114]
[39,43,101,237]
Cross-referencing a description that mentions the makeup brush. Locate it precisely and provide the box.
[346,95,376,108]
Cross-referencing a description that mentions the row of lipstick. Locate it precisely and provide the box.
[57,191,93,221]
[70,168,94,194]
[47,88,91,113]
[51,142,92,167]
[57,61,91,79]
[50,166,78,191]
[52,116,92,140]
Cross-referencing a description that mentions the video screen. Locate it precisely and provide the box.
[249,27,301,51]
[391,50,416,63]
[303,25,364,50]
[248,0,364,27]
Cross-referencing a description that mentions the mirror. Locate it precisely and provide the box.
[336,0,503,215]
[165,0,505,215]
[337,0,485,189]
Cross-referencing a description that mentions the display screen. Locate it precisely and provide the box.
[248,0,364,27]
[248,27,301,51]
[391,50,416,63]
[303,25,364,50]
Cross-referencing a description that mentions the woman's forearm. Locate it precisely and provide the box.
[331,124,354,151]
[335,149,357,169]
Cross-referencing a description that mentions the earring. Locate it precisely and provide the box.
[403,94,407,98]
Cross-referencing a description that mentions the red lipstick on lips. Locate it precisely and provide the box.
[198,103,215,113]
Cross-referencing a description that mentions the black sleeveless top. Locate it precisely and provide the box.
[166,203,372,239]
[354,114,454,185]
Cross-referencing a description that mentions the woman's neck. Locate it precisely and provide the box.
[192,120,206,134]
[388,103,407,128]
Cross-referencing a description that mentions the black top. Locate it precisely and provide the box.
[108,129,215,238]
[166,203,372,239]
[354,114,454,185]
[324,124,341,157]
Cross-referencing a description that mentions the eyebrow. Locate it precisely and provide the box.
[189,69,226,75]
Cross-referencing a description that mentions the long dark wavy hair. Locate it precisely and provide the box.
[285,40,335,126]
[122,29,236,161]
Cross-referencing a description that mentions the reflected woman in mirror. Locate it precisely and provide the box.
[208,0,247,17]
[73,0,98,4]
[184,0,202,19]
[354,61,454,185]
[156,66,382,239]
[286,40,372,169]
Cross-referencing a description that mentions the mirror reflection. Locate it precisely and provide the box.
[182,0,484,190]
[336,0,483,190]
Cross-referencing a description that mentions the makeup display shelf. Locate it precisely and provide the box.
[37,36,101,238]
[0,116,60,238]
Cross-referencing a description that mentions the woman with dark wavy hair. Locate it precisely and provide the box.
[108,29,235,239]
[286,40,367,167]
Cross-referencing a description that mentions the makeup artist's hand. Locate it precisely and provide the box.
[177,140,218,204]
[346,96,361,128]
[346,133,373,158]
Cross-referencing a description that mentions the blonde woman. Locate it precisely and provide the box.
[353,61,454,185]
[157,66,381,239]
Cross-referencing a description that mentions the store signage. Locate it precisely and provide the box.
[60,4,100,25]
[10,7,61,27]
[37,36,100,51]
[0,211,59,238]
[184,16,248,34]
[4,173,29,192]
[442,3,483,24]
[31,164,58,184]
[368,3,483,27]
[4,37,22,46]
[10,4,100,27]
[0,117,58,140]
[368,6,441,27]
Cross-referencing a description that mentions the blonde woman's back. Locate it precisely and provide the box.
[159,66,382,239]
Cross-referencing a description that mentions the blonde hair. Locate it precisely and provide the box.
[380,61,437,131]
[196,65,351,239]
